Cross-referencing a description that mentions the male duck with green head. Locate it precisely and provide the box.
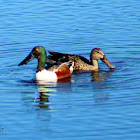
[18,46,74,81]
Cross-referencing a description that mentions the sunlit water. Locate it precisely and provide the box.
[0,0,140,139]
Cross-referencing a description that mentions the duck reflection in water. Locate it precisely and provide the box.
[37,81,56,109]
[91,69,115,103]
[91,69,115,82]
[36,77,72,109]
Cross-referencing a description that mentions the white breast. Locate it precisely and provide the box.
[36,69,57,82]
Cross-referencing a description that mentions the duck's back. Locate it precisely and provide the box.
[47,51,92,70]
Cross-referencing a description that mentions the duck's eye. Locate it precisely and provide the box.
[36,48,39,52]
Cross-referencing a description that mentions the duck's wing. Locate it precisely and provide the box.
[47,61,74,79]
[47,50,91,65]
[47,51,70,63]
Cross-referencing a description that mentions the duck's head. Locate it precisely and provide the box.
[90,48,115,69]
[18,46,46,66]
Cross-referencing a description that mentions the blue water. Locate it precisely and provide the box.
[0,0,140,139]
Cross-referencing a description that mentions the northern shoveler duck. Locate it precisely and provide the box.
[18,46,74,81]
[47,48,115,71]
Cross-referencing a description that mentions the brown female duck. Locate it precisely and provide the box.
[47,48,115,71]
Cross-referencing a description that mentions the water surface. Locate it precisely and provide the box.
[0,0,140,139]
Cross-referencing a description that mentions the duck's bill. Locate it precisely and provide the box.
[101,55,115,69]
[18,52,34,66]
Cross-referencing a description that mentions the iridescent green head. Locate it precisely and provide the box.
[18,46,47,71]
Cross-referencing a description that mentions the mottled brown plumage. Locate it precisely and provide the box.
[47,48,115,71]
